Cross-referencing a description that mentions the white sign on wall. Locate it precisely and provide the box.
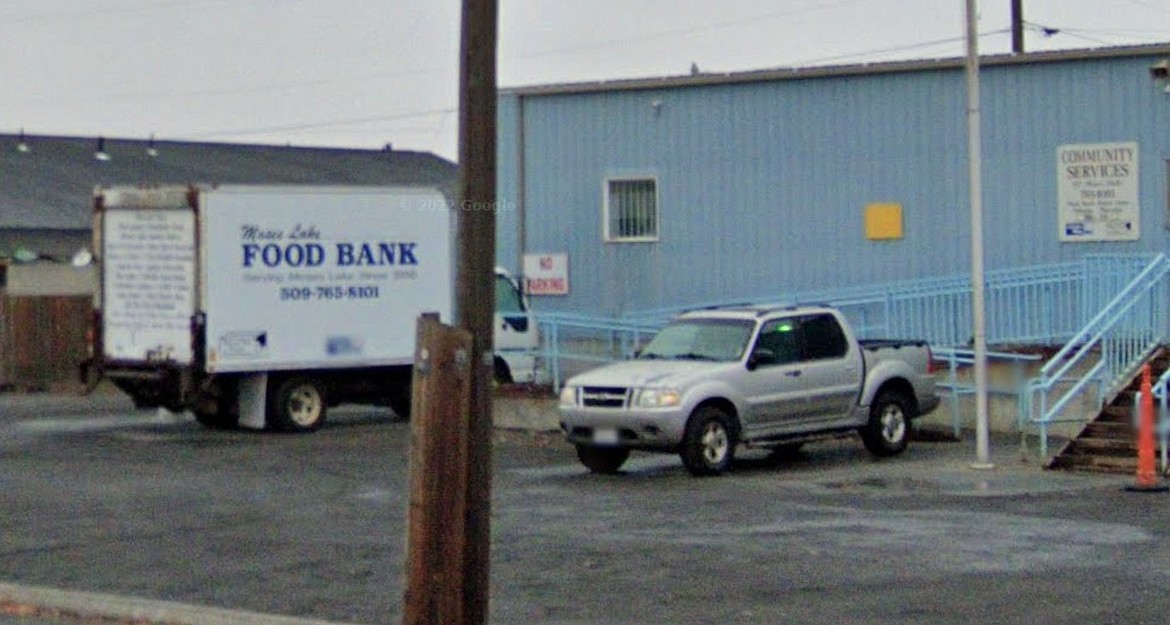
[1057,141,1139,242]
[522,252,569,295]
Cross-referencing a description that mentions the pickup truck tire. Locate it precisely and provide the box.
[765,442,805,464]
[269,376,327,433]
[680,406,736,476]
[576,444,630,474]
[861,390,911,457]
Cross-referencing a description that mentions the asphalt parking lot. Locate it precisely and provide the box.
[2,392,1170,625]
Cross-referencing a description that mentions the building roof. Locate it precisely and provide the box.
[502,41,1170,97]
[0,134,457,230]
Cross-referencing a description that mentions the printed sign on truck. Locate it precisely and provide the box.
[201,186,453,373]
[102,208,197,364]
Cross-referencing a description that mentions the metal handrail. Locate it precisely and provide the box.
[1024,254,1170,455]
[931,347,1042,437]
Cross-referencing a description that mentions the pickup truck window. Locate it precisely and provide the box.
[752,313,848,366]
[638,318,754,362]
[801,313,848,360]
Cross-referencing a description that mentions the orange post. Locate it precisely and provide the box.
[1126,364,1168,492]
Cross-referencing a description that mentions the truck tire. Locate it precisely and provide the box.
[575,444,630,474]
[387,383,412,420]
[493,357,513,385]
[269,376,327,433]
[765,442,805,464]
[861,390,911,457]
[193,406,238,431]
[680,405,736,476]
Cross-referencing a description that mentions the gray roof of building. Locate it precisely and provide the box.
[502,41,1170,97]
[0,134,457,230]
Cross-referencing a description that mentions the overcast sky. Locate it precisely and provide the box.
[2,0,1168,161]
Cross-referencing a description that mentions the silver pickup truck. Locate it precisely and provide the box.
[558,305,939,476]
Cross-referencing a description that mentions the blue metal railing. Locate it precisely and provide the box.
[1023,254,1170,455]
[532,312,665,391]
[625,260,1089,347]
[529,253,1169,455]
[932,347,1042,437]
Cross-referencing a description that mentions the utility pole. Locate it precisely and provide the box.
[1011,0,1025,54]
[453,0,498,622]
[400,0,497,623]
[966,0,993,469]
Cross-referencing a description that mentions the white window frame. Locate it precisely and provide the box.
[603,175,660,243]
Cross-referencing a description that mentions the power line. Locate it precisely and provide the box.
[183,107,456,139]
[1116,0,1170,13]
[512,0,873,60]
[795,29,1011,66]
[0,0,276,25]
[14,66,449,107]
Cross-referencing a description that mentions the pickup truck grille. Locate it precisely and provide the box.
[580,386,630,408]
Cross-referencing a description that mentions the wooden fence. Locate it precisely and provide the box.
[0,294,91,391]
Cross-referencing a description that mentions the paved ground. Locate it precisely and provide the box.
[0,392,1167,625]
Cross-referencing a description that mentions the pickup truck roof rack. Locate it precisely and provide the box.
[681,301,833,317]
[750,302,833,317]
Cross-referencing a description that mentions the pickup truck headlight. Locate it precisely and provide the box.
[637,388,681,408]
[559,385,577,407]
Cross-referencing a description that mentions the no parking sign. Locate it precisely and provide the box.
[522,253,569,295]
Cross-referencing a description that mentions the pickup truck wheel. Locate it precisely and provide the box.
[269,377,327,433]
[576,444,630,474]
[861,391,911,457]
[680,406,736,476]
[765,442,805,464]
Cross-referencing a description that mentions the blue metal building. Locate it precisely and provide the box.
[495,44,1170,316]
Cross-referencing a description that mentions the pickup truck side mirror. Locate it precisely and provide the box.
[747,348,775,371]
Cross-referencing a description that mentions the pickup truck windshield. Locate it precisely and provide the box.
[638,318,755,362]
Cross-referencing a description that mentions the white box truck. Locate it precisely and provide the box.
[83,184,538,432]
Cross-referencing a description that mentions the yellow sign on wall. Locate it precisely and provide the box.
[865,203,904,240]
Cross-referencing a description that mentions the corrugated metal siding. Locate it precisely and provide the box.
[495,95,520,273]
[498,53,1170,315]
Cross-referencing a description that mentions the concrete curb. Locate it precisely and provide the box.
[493,394,560,431]
[0,583,346,625]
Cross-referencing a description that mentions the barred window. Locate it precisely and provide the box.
[605,178,658,242]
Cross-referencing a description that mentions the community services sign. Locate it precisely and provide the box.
[1058,142,1139,242]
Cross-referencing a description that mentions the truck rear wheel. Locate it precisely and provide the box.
[680,405,736,476]
[493,357,513,385]
[269,376,327,433]
[861,390,911,457]
[193,406,238,430]
[575,444,630,474]
[387,382,412,420]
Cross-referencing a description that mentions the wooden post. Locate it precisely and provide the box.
[1011,0,1025,54]
[402,314,474,625]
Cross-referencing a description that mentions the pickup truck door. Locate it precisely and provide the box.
[740,318,811,433]
[743,314,862,433]
[793,314,864,427]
